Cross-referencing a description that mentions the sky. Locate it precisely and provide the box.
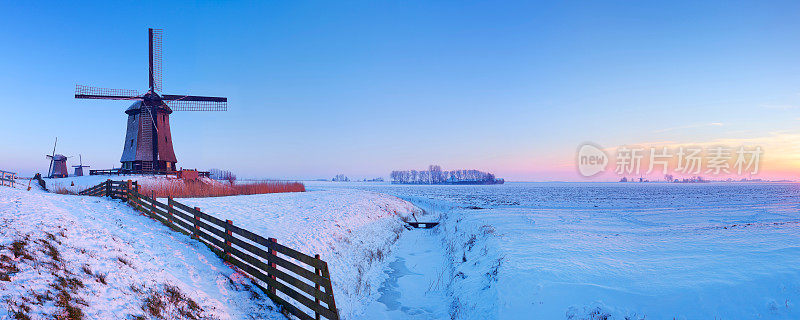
[1,1,799,181]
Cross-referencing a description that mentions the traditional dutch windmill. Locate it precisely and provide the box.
[72,155,89,177]
[45,137,69,178]
[47,155,69,178]
[74,28,227,173]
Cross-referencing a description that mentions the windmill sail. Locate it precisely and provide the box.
[149,28,163,92]
[75,85,141,100]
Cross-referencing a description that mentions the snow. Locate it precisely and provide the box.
[310,181,800,320]
[9,177,798,319]
[0,184,280,319]
[175,189,423,319]
[2,178,425,319]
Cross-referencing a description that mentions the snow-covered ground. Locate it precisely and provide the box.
[313,181,800,320]
[0,182,280,319]
[11,177,797,319]
[176,189,423,319]
[3,177,425,319]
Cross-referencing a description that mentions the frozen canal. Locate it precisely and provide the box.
[362,227,449,319]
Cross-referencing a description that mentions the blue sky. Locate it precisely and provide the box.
[1,1,799,180]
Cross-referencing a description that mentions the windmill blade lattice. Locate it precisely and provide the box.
[75,85,141,100]
[164,95,227,111]
[150,28,163,92]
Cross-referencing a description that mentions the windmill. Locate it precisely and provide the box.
[46,139,70,179]
[72,154,90,177]
[74,28,227,173]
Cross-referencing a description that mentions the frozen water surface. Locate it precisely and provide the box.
[362,228,449,319]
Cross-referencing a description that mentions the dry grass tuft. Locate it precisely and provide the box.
[117,257,133,268]
[140,180,305,198]
[11,240,28,258]
[51,275,86,320]
[42,241,61,263]
[50,183,78,195]
[140,284,212,320]
[93,272,107,285]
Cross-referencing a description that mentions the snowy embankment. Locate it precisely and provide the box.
[0,183,280,319]
[176,189,423,319]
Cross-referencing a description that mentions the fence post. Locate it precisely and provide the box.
[225,220,233,259]
[315,254,322,320]
[150,191,156,217]
[268,238,277,296]
[193,207,201,240]
[167,196,174,224]
[105,179,111,197]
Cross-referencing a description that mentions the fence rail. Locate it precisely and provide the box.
[0,170,17,188]
[79,180,339,320]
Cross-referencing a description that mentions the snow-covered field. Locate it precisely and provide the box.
[0,181,280,319]
[176,189,423,319]
[8,177,798,319]
[315,181,800,320]
[2,179,424,319]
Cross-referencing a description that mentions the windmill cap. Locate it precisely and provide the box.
[125,101,173,115]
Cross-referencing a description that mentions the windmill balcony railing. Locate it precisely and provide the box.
[89,168,210,178]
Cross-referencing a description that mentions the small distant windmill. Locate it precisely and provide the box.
[74,28,227,173]
[46,155,70,179]
[46,138,70,178]
[72,155,89,177]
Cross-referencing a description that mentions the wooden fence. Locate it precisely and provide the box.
[0,170,17,187]
[79,180,339,320]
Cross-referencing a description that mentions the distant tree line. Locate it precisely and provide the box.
[332,174,349,182]
[209,168,237,184]
[390,165,504,185]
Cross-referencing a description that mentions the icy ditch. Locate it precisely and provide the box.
[361,219,451,319]
[0,185,281,319]
[174,188,424,319]
[383,195,506,320]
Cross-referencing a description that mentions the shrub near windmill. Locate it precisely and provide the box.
[75,28,227,174]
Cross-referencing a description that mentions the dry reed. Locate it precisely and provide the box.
[49,183,77,195]
[139,180,305,198]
